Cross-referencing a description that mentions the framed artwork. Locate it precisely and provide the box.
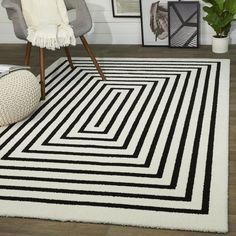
[168,1,200,48]
[112,0,140,17]
[140,0,169,46]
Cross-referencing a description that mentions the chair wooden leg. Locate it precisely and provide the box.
[64,47,74,69]
[24,42,32,66]
[39,48,46,100]
[80,36,106,80]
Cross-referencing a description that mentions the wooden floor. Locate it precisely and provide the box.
[0,44,235,236]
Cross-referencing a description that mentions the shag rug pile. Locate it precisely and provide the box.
[0,58,229,233]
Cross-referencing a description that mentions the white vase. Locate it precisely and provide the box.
[212,36,229,53]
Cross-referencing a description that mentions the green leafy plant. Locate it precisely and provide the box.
[203,0,236,37]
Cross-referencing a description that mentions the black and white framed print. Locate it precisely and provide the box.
[140,0,169,46]
[112,0,140,17]
[168,1,200,48]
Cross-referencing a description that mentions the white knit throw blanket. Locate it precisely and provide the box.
[21,0,76,50]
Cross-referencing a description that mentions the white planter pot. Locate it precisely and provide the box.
[212,36,229,53]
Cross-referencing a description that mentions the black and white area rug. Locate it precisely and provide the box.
[0,58,229,232]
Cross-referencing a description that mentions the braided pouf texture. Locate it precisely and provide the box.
[0,70,40,126]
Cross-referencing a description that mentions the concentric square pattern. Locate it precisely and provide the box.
[0,58,227,219]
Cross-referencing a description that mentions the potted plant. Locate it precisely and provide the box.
[202,0,236,53]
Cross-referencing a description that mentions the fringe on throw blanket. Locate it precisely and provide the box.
[21,0,76,50]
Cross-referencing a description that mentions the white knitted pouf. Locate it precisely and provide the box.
[0,70,41,126]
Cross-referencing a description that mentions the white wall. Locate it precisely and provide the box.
[0,0,236,45]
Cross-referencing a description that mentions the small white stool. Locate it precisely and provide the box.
[0,70,41,126]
